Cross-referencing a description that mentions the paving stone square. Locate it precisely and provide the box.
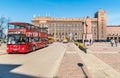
[87,42,120,73]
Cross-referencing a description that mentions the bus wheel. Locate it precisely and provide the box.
[32,46,36,51]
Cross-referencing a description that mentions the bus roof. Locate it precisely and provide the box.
[8,22,35,27]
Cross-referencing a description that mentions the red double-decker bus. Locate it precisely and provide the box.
[7,22,48,53]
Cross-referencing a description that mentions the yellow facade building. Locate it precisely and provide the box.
[32,9,107,41]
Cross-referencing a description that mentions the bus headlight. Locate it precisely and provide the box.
[22,48,24,50]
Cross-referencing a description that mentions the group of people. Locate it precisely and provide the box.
[110,39,118,47]
[84,39,93,46]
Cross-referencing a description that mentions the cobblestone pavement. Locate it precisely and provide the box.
[56,43,92,78]
[87,42,120,53]
[94,53,120,73]
[87,42,120,73]
[1,42,120,78]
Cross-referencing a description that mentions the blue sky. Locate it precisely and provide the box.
[0,0,120,25]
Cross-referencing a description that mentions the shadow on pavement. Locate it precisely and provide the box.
[77,63,89,78]
[0,64,40,78]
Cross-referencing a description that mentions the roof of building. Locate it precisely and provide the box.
[107,25,120,27]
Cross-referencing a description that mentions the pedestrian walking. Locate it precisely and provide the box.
[110,39,114,47]
[115,39,118,47]
[89,39,92,45]
[0,40,1,46]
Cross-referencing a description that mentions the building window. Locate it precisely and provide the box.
[75,24,77,26]
[101,31,104,35]
[101,26,103,29]
[59,33,61,35]
[54,24,56,26]
[94,32,96,35]
[94,29,96,32]
[62,27,64,30]
[72,24,74,26]
[56,24,58,26]
[93,24,96,27]
[58,24,60,26]
[56,33,58,35]
[52,24,54,26]
[66,27,69,31]
[101,19,104,21]
[78,27,80,30]
[69,24,71,26]
[78,24,81,26]
[66,24,68,26]
[75,33,77,35]
[62,24,64,26]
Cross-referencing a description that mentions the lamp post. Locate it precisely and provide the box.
[85,16,89,42]
[54,23,56,42]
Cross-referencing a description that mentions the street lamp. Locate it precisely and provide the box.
[85,16,89,42]
[54,23,56,42]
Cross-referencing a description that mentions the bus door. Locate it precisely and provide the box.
[36,37,43,48]
[26,37,33,52]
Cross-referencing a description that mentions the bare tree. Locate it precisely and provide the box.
[0,16,10,41]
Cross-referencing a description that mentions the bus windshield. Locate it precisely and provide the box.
[7,35,27,44]
[8,24,25,29]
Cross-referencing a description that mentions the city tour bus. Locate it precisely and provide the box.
[7,22,48,53]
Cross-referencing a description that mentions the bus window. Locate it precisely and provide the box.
[39,38,41,42]
[8,25,15,29]
[8,35,26,44]
[18,37,26,43]
[34,37,39,42]
[8,36,16,44]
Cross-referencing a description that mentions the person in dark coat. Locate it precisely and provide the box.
[115,39,118,47]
